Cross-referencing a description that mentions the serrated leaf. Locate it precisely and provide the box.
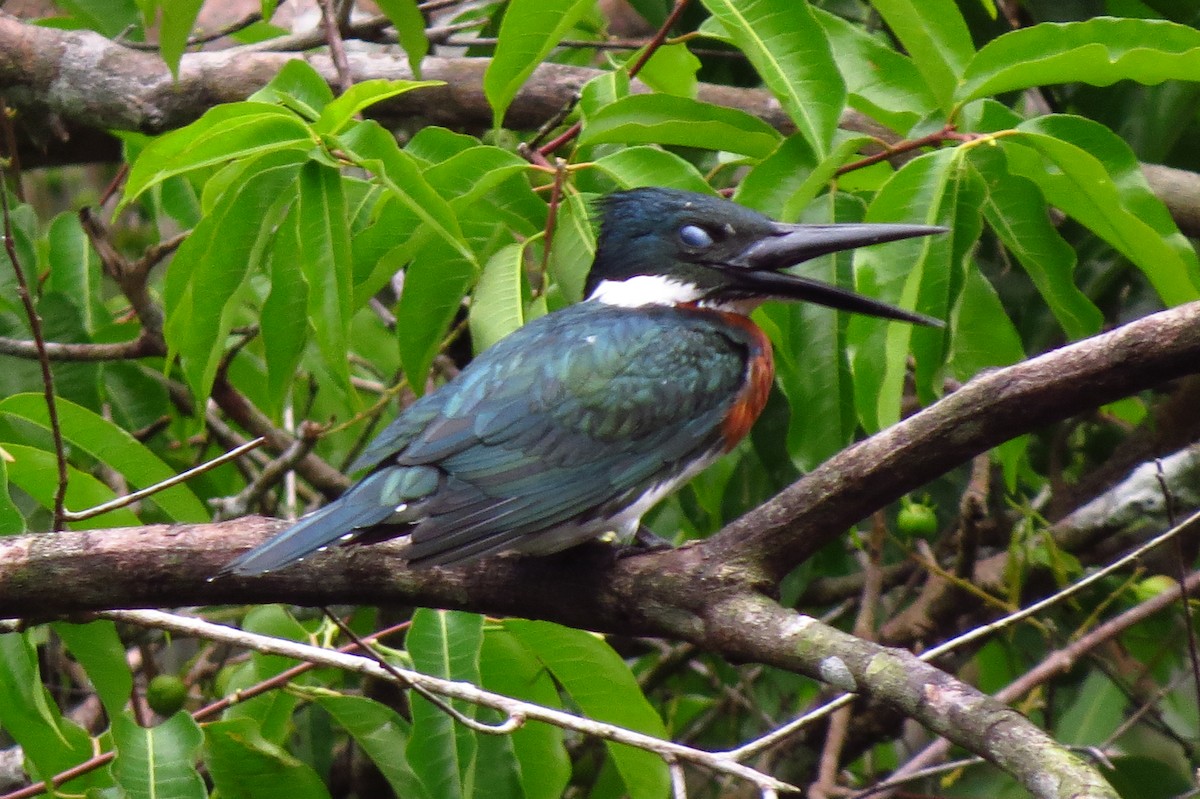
[469,244,526,352]
[699,0,843,157]
[0,394,209,522]
[121,105,310,208]
[592,147,713,194]
[158,0,203,78]
[579,94,781,157]
[406,610,484,799]
[1004,115,1200,305]
[315,695,428,799]
[503,620,669,799]
[375,0,430,76]
[868,0,974,109]
[53,621,134,721]
[111,712,205,799]
[484,0,594,126]
[958,18,1200,104]
[3,444,141,528]
[314,79,442,135]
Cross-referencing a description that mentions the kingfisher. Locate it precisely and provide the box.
[222,187,943,574]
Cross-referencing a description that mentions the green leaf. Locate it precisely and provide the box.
[630,43,700,97]
[121,104,311,207]
[812,7,938,132]
[546,189,596,304]
[162,151,303,404]
[53,621,134,721]
[948,266,1024,382]
[699,0,844,157]
[397,238,476,391]
[970,146,1103,340]
[3,444,141,528]
[45,211,100,333]
[591,147,713,194]
[112,712,206,799]
[1003,115,1200,305]
[0,632,107,793]
[406,610,485,799]
[0,394,209,522]
[848,149,966,431]
[296,162,355,399]
[158,0,203,78]
[56,0,140,37]
[484,0,595,127]
[315,695,428,799]
[314,79,442,135]
[579,94,782,158]
[261,201,310,418]
[249,59,335,120]
[735,133,870,220]
[867,0,974,109]
[374,0,430,77]
[503,620,669,799]
[205,718,331,799]
[338,120,474,264]
[957,18,1200,104]
[0,457,24,534]
[469,244,526,352]
[480,630,570,799]
[423,146,531,204]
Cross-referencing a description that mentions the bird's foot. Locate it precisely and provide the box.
[616,525,675,559]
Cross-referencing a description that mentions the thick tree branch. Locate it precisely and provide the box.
[4,303,1198,797]
[3,14,1197,237]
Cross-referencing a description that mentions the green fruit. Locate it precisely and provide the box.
[146,674,189,716]
[897,503,938,538]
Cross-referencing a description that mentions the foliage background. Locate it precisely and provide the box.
[2,0,1200,797]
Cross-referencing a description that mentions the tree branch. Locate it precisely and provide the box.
[3,14,1198,236]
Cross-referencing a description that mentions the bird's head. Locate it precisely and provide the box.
[584,187,945,326]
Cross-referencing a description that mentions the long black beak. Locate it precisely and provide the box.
[726,222,947,327]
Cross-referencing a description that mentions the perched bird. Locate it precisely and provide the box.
[222,187,943,574]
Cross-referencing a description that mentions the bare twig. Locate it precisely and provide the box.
[100,609,799,795]
[0,159,68,528]
[318,0,353,94]
[61,438,265,523]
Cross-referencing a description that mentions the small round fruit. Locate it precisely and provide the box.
[897,503,938,538]
[146,674,189,716]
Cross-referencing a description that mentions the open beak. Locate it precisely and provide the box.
[726,222,947,327]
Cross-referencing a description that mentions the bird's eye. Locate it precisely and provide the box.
[679,224,714,248]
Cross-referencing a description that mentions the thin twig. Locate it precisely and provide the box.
[1155,459,1200,738]
[120,11,264,50]
[0,159,68,529]
[61,438,265,523]
[321,610,524,735]
[318,0,353,94]
[536,0,690,158]
[0,618,415,799]
[209,431,318,520]
[95,609,799,795]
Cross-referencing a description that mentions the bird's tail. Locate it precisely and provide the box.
[218,479,395,577]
